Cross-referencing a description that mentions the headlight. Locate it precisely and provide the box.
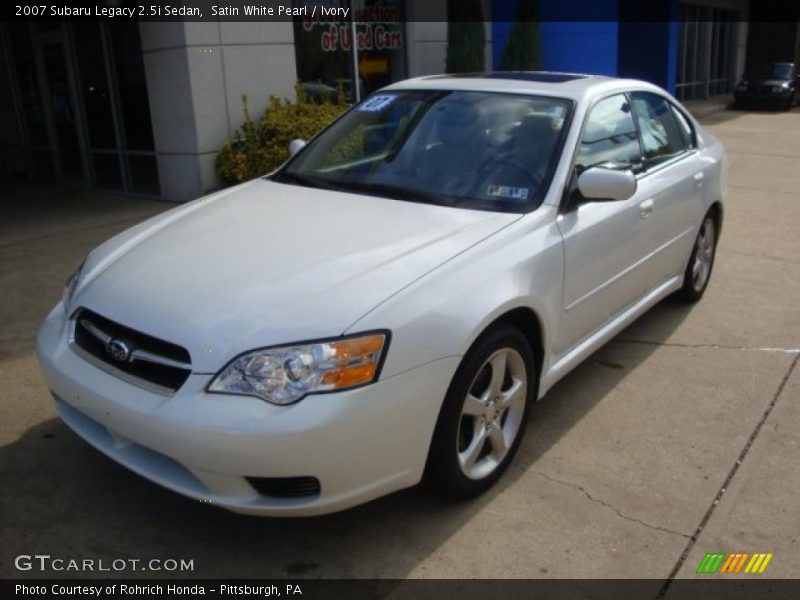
[62,260,85,313]
[208,332,389,405]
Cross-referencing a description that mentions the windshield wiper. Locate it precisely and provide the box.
[273,171,455,207]
[270,171,340,191]
[326,180,456,207]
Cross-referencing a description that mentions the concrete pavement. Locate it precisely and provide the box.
[0,107,798,584]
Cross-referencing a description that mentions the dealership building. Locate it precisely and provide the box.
[1,0,798,202]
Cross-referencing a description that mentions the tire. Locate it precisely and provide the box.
[675,212,718,303]
[423,325,536,498]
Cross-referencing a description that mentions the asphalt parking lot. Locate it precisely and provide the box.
[1,106,798,586]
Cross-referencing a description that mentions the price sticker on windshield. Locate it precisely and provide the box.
[358,95,398,113]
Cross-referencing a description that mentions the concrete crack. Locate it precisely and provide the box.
[614,338,800,354]
[655,353,800,599]
[532,470,691,539]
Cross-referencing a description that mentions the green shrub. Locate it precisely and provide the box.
[216,84,348,185]
[445,0,486,73]
[499,0,541,71]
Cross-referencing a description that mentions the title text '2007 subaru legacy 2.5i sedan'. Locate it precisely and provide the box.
[38,73,725,516]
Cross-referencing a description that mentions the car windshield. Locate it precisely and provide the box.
[748,63,794,80]
[273,90,573,213]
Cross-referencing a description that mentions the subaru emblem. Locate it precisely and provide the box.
[106,339,130,362]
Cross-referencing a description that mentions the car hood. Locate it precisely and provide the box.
[74,179,518,372]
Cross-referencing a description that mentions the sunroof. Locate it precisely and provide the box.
[428,72,590,83]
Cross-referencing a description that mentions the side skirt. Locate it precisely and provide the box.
[538,275,683,398]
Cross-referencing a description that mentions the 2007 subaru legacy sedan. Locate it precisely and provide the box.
[38,72,725,516]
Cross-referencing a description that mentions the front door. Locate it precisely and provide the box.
[555,93,656,356]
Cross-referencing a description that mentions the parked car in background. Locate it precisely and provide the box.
[734,62,798,110]
[38,73,725,516]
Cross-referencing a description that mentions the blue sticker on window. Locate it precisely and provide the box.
[357,95,398,113]
[487,185,529,200]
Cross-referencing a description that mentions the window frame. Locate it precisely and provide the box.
[560,88,700,213]
[573,92,645,175]
[628,91,697,172]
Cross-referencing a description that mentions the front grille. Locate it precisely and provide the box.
[71,308,192,394]
[246,476,321,498]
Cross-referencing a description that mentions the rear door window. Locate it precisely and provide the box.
[630,92,689,167]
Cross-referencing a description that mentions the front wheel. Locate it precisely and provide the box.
[675,213,718,303]
[423,326,536,498]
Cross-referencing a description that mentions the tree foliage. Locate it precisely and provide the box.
[499,0,541,71]
[216,85,348,185]
[445,0,486,73]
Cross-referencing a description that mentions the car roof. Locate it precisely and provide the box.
[384,71,669,103]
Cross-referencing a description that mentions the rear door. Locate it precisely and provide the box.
[628,92,705,288]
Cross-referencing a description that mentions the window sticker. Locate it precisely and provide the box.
[357,95,398,113]
[487,185,529,200]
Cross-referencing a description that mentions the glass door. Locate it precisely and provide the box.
[35,37,87,185]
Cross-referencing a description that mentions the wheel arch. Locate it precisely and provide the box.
[467,306,545,400]
[708,200,723,239]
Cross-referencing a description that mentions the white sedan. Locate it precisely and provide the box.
[37,73,725,516]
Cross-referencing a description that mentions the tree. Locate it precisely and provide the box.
[499,0,541,71]
[445,0,486,73]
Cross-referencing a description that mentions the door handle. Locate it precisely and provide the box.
[693,171,705,186]
[639,198,654,218]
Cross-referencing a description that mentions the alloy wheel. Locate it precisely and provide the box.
[692,217,716,293]
[457,347,527,480]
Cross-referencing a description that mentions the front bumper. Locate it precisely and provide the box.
[37,304,460,516]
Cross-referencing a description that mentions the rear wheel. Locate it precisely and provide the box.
[423,326,535,498]
[676,213,718,303]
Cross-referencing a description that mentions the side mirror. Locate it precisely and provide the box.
[288,139,306,157]
[577,166,637,201]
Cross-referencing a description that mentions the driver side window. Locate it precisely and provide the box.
[576,94,642,172]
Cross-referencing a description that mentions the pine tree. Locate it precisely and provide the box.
[499,0,541,71]
[445,0,486,73]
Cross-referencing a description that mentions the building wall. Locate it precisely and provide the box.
[492,0,750,98]
[745,22,800,71]
[140,22,296,202]
[540,22,619,75]
[491,0,620,76]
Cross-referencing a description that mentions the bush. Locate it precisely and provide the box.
[445,0,486,73]
[499,0,540,71]
[216,84,348,185]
